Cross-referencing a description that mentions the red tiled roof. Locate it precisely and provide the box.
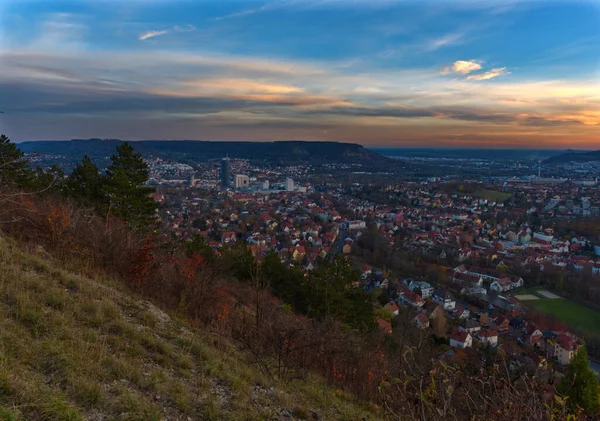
[479,328,498,338]
[415,313,429,325]
[450,328,469,343]
[377,319,392,334]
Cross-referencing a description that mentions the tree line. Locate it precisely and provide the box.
[1,135,157,230]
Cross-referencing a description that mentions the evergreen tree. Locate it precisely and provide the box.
[261,251,304,309]
[306,255,373,330]
[30,165,65,193]
[103,143,157,230]
[558,345,600,414]
[185,234,214,263]
[66,156,107,207]
[220,241,256,282]
[0,134,33,186]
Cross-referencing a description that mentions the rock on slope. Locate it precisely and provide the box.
[0,236,382,421]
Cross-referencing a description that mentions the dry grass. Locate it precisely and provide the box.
[0,235,383,421]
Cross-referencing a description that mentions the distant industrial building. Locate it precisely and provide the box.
[285,177,294,191]
[220,157,231,190]
[235,174,249,189]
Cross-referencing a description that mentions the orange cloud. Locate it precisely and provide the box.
[181,78,305,94]
[451,60,482,75]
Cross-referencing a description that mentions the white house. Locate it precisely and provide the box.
[554,334,579,365]
[477,329,498,347]
[450,329,472,349]
[433,289,456,311]
[347,220,366,231]
[490,278,513,292]
[406,280,434,298]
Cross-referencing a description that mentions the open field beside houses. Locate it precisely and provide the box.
[514,288,600,336]
[472,189,513,202]
[527,298,600,337]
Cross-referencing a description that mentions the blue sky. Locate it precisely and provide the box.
[1,0,599,148]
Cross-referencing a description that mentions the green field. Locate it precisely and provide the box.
[472,189,512,202]
[528,298,600,337]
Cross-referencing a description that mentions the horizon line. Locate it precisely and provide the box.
[14,138,599,151]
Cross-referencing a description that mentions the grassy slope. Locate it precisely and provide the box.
[528,298,600,337]
[0,236,383,421]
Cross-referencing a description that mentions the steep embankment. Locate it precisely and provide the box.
[0,236,382,421]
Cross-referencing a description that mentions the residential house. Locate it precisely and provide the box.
[414,312,430,329]
[453,271,484,287]
[347,220,366,230]
[490,278,514,292]
[433,289,456,311]
[525,325,543,346]
[460,319,481,334]
[405,279,434,298]
[399,290,424,308]
[291,246,306,262]
[453,306,470,319]
[477,329,499,347]
[342,242,352,254]
[422,302,443,320]
[450,328,473,349]
[377,319,392,334]
[384,301,400,317]
[493,316,510,332]
[554,334,579,365]
[222,232,237,244]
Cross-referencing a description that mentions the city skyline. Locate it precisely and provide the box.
[1,0,599,148]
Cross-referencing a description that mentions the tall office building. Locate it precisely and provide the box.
[235,174,249,189]
[220,157,231,190]
[285,177,294,192]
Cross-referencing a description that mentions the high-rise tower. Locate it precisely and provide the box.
[220,157,231,190]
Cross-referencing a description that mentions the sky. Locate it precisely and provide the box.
[0,0,599,148]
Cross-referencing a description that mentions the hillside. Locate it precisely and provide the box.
[18,139,392,168]
[544,150,600,164]
[0,235,382,421]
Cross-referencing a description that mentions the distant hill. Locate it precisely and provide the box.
[372,147,565,162]
[19,139,392,167]
[545,150,600,164]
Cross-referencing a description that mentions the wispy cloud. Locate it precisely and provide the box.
[214,1,294,20]
[139,29,169,40]
[35,13,88,51]
[467,67,509,80]
[174,24,196,32]
[428,31,465,51]
[138,24,196,41]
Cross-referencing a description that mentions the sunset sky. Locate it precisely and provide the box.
[1,0,599,148]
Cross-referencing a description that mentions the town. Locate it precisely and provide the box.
[149,153,600,375]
